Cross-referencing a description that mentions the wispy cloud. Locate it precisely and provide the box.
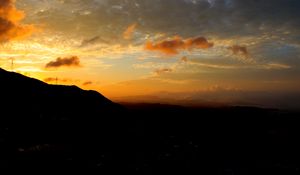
[44,77,79,84]
[123,23,137,40]
[154,68,172,75]
[44,77,95,86]
[80,36,109,47]
[82,81,93,86]
[263,63,291,70]
[0,0,35,42]
[187,60,240,70]
[186,58,291,70]
[45,56,81,69]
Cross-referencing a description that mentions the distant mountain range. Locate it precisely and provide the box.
[113,89,300,110]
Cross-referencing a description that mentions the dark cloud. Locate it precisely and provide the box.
[154,68,172,75]
[0,0,34,42]
[228,45,249,57]
[45,56,81,69]
[82,81,93,86]
[80,36,109,47]
[22,0,300,40]
[44,77,80,84]
[44,77,57,83]
[145,36,213,55]
[137,0,300,37]
[45,78,93,86]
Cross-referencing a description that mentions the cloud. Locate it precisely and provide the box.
[44,77,57,83]
[0,0,35,42]
[44,78,93,86]
[185,37,214,49]
[82,81,93,86]
[22,0,300,45]
[123,23,137,40]
[145,37,185,55]
[181,56,188,62]
[263,63,291,70]
[80,36,109,47]
[228,45,249,57]
[133,62,175,70]
[145,36,213,55]
[45,56,81,69]
[154,68,172,75]
[44,77,80,84]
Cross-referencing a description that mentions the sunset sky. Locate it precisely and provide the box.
[1,0,300,107]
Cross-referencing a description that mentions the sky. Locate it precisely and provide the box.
[1,0,300,108]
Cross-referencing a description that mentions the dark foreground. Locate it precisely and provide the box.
[1,68,299,174]
[4,105,300,174]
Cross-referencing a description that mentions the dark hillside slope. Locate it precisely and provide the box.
[0,68,127,170]
[0,68,122,121]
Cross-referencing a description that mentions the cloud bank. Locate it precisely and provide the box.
[0,0,34,42]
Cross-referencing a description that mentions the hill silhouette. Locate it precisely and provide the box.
[0,68,123,121]
[1,68,300,174]
[0,68,127,170]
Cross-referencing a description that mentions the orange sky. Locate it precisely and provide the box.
[1,0,300,106]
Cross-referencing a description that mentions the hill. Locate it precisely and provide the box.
[0,68,126,170]
[0,68,122,121]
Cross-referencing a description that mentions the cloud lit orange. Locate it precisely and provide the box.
[45,56,81,69]
[0,0,35,42]
[185,37,214,49]
[123,23,137,40]
[145,36,213,55]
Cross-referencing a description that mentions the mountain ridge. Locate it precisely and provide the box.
[0,68,123,121]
